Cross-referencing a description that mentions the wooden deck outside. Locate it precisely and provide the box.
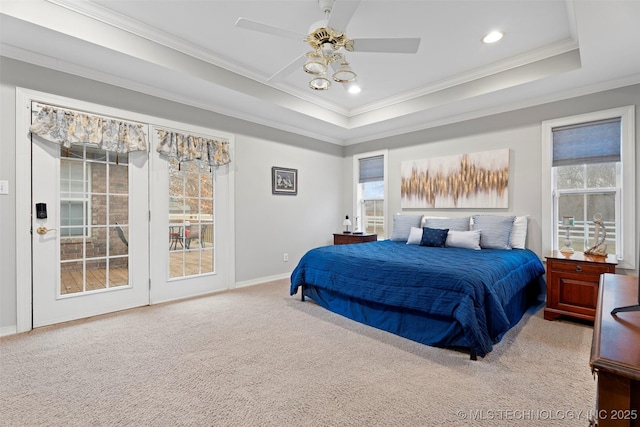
[60,246,214,294]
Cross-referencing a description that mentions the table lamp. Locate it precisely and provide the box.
[342,215,352,234]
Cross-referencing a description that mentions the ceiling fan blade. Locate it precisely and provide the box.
[267,53,307,83]
[235,18,307,41]
[349,37,421,54]
[327,0,362,32]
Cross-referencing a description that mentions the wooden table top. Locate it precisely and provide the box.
[590,273,640,380]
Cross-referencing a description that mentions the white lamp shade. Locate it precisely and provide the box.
[332,62,357,83]
[309,77,331,90]
[303,52,327,75]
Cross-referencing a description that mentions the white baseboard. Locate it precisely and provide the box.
[0,325,18,337]
[234,272,291,289]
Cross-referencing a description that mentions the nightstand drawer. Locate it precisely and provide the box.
[548,259,614,275]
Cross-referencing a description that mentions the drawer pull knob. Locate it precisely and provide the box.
[576,265,582,272]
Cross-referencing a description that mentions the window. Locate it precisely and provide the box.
[542,106,636,269]
[354,151,388,238]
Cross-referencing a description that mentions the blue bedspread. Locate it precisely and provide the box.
[290,240,545,356]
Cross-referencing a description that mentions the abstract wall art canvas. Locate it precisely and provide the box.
[401,149,509,208]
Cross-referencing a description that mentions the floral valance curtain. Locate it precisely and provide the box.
[156,129,231,167]
[29,104,147,153]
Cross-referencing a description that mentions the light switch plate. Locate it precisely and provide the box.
[0,180,8,195]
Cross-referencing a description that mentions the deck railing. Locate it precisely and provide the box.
[558,220,616,253]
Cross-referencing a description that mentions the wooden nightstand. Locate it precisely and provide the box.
[544,250,617,322]
[333,233,377,245]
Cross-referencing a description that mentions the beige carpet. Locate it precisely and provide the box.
[0,279,596,426]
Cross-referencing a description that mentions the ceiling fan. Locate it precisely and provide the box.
[235,0,421,92]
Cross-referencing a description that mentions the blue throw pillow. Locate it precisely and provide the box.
[420,227,449,247]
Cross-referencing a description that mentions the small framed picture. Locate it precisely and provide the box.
[272,166,297,195]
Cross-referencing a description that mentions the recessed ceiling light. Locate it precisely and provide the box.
[482,31,504,44]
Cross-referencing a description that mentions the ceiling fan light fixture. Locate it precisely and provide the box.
[303,51,327,75]
[332,60,357,83]
[309,76,331,90]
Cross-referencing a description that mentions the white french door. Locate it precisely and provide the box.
[31,134,150,327]
[149,125,233,303]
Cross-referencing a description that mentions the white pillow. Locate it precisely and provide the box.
[445,230,481,250]
[406,227,423,245]
[510,215,529,249]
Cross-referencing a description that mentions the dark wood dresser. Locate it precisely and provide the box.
[333,233,377,245]
[590,273,640,427]
[544,251,618,322]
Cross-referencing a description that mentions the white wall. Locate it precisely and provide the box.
[234,135,343,284]
[0,69,18,334]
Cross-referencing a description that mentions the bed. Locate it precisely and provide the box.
[289,215,546,359]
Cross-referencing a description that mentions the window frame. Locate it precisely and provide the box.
[541,105,635,269]
[353,150,388,239]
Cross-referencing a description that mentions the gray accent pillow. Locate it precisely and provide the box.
[390,214,423,242]
[445,230,481,250]
[423,217,470,232]
[472,215,515,249]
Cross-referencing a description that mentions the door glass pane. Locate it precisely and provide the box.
[60,201,85,237]
[86,259,107,291]
[168,158,215,279]
[109,161,129,194]
[109,258,129,288]
[91,163,107,193]
[90,226,108,258]
[110,195,128,224]
[59,143,129,296]
[60,260,83,295]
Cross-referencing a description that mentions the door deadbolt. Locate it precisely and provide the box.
[36,226,57,235]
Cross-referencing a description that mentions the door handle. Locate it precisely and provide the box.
[36,226,57,235]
